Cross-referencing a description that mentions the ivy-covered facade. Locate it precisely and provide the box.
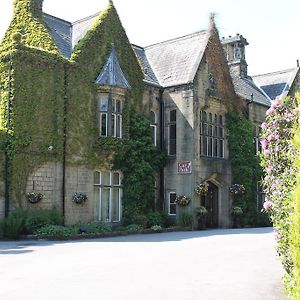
[0,0,278,227]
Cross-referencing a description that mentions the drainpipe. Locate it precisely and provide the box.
[4,57,12,218]
[159,88,165,211]
[62,63,68,224]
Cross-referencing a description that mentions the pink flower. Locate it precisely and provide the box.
[263,200,272,210]
[267,166,273,173]
[264,149,271,155]
[260,139,269,150]
[261,122,267,130]
[266,106,275,115]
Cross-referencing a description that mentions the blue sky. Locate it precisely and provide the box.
[0,0,299,75]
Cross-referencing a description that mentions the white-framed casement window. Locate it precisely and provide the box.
[168,109,177,156]
[150,111,157,146]
[200,111,225,158]
[253,125,262,155]
[168,192,177,216]
[98,94,123,138]
[93,171,122,222]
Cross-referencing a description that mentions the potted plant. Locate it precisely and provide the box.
[232,206,243,228]
[195,206,208,230]
[229,183,245,195]
[175,195,191,207]
[72,192,88,205]
[26,192,43,204]
[195,181,209,196]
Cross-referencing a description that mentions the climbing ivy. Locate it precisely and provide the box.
[226,110,264,225]
[113,111,166,224]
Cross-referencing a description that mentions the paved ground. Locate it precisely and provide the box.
[0,227,286,300]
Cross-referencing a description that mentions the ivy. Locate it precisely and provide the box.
[226,110,263,225]
[113,111,166,224]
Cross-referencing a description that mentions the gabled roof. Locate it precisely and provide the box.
[230,74,271,107]
[252,68,299,100]
[143,31,209,88]
[95,46,131,89]
[132,45,160,87]
[43,12,99,58]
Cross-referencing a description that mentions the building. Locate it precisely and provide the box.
[2,0,294,228]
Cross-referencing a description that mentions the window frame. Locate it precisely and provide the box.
[150,111,157,146]
[168,109,177,156]
[168,192,177,216]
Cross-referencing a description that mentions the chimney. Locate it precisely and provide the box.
[297,59,299,68]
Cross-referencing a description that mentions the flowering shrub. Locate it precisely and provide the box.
[175,195,191,206]
[26,192,43,204]
[229,183,245,195]
[72,192,88,204]
[260,96,299,296]
[195,182,209,195]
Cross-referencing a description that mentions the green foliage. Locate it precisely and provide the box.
[113,111,166,224]
[147,211,165,227]
[179,212,193,228]
[0,208,27,239]
[150,225,163,232]
[126,224,143,233]
[34,224,78,237]
[25,208,62,233]
[226,110,263,225]
[79,221,112,234]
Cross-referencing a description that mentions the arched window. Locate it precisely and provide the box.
[150,111,157,146]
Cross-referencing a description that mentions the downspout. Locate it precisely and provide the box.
[62,63,68,224]
[159,88,164,211]
[4,57,12,218]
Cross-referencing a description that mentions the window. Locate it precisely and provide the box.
[94,171,122,222]
[150,111,157,146]
[168,110,176,155]
[168,192,177,216]
[253,125,262,154]
[200,111,225,158]
[98,94,123,138]
[257,184,266,211]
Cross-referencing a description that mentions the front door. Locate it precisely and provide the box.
[201,181,219,227]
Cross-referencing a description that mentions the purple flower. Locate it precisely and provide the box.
[263,200,272,210]
[264,149,271,155]
[261,122,267,130]
[260,139,269,150]
[267,166,273,174]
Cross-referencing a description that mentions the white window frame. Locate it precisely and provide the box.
[150,111,157,146]
[94,171,122,223]
[168,110,176,156]
[168,192,177,216]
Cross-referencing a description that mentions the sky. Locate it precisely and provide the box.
[0,0,299,75]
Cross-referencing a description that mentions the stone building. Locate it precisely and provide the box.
[1,0,289,228]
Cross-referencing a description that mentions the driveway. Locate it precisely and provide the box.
[0,227,286,300]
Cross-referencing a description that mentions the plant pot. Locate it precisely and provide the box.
[197,216,207,230]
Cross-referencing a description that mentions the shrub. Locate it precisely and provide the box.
[126,224,143,233]
[131,214,148,228]
[79,221,112,234]
[179,212,193,228]
[0,208,28,239]
[25,208,63,233]
[34,225,78,237]
[150,225,162,232]
[147,211,165,227]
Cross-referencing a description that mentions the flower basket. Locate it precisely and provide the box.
[26,192,43,204]
[195,206,208,217]
[195,182,209,196]
[232,206,243,216]
[229,184,245,195]
[72,192,88,204]
[175,195,191,206]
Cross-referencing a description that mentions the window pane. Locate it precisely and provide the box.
[150,111,156,123]
[116,100,121,113]
[94,188,100,219]
[169,193,177,215]
[151,125,156,145]
[170,110,176,122]
[100,97,108,112]
[219,140,224,158]
[102,172,110,186]
[169,124,176,139]
[94,171,100,185]
[209,113,212,123]
[208,138,213,156]
[219,115,223,125]
[214,139,218,157]
[204,124,208,135]
[116,115,122,138]
[203,111,207,122]
[101,113,107,136]
[111,188,120,222]
[214,126,218,137]
[112,172,120,185]
[101,188,110,222]
[214,114,218,123]
[112,114,116,137]
[170,204,176,215]
[208,125,213,136]
[203,137,208,156]
[170,193,177,204]
[219,127,224,138]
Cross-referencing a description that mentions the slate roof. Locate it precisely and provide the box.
[43,12,99,58]
[95,46,131,89]
[252,68,299,100]
[143,31,209,88]
[231,74,271,107]
[132,45,160,87]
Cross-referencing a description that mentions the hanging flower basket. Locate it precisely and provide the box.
[175,195,191,206]
[26,192,43,204]
[195,181,209,196]
[72,192,88,204]
[229,183,245,195]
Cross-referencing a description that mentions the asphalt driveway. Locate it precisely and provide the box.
[0,227,286,300]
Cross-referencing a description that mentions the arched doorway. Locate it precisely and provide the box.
[201,181,219,228]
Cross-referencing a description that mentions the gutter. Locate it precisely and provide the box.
[159,88,165,211]
[4,57,12,218]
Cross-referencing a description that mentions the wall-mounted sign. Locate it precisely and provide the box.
[178,161,192,174]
